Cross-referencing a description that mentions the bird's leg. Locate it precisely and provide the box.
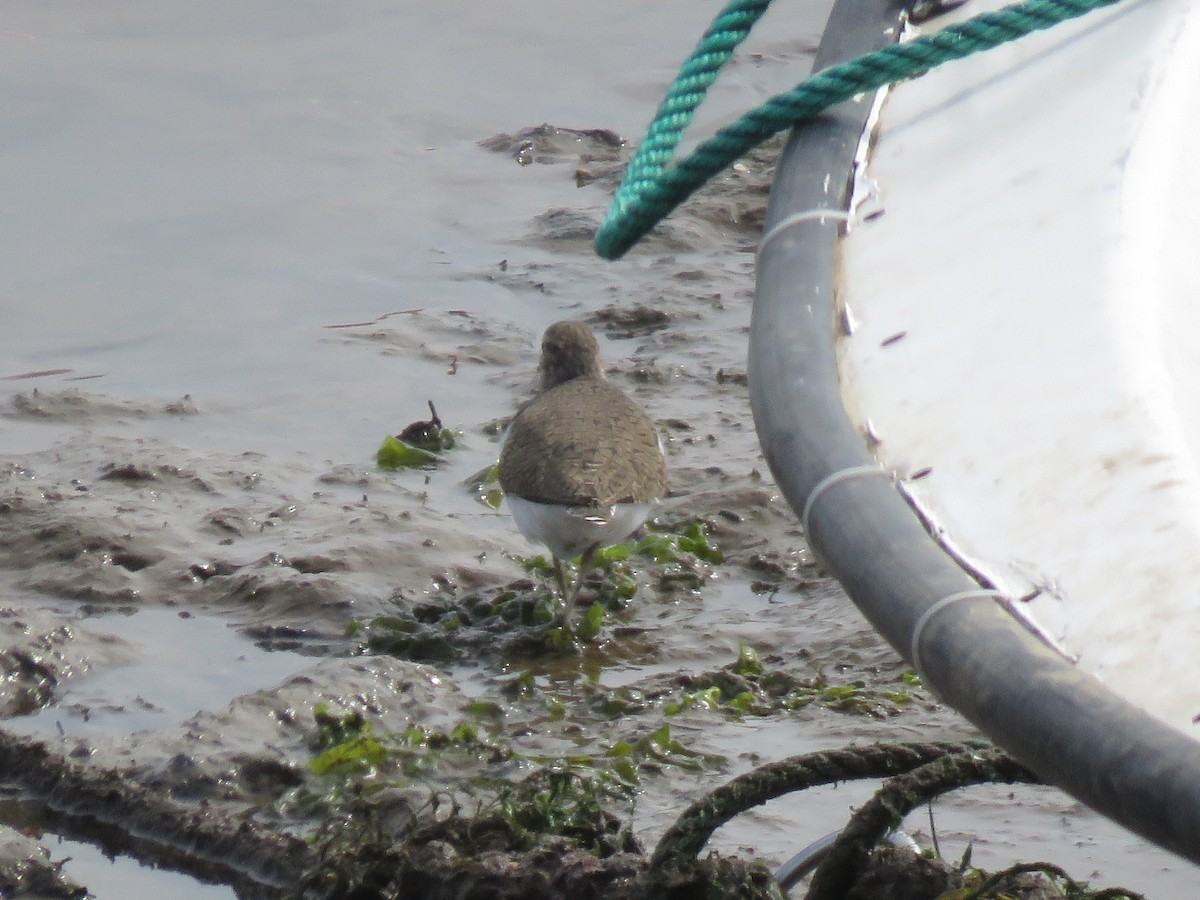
[552,555,571,607]
[565,544,600,618]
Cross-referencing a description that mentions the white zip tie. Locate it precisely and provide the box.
[910,589,1007,683]
[800,465,890,537]
[758,208,850,255]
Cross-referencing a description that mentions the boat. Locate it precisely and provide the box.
[753,0,1200,865]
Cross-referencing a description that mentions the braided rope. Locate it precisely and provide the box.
[650,739,986,867]
[805,747,1040,899]
[596,0,1127,259]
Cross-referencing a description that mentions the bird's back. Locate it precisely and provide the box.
[499,377,666,508]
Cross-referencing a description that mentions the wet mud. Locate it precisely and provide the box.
[0,824,86,898]
[0,118,1160,900]
[0,5,1185,889]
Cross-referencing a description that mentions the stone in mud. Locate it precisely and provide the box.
[589,304,670,339]
[479,124,624,167]
[574,159,625,190]
[0,644,60,718]
[0,825,86,899]
[98,461,213,492]
[531,208,601,243]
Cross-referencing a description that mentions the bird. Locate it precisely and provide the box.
[498,320,667,621]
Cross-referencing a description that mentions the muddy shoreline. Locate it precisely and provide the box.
[0,118,1168,898]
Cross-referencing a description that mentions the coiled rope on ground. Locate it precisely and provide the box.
[650,739,991,867]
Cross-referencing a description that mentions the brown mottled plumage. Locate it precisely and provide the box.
[498,320,667,614]
[499,377,666,507]
[500,321,665,506]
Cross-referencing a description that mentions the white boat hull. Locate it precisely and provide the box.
[841,0,1200,735]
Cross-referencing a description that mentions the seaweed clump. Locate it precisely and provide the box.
[301,768,780,900]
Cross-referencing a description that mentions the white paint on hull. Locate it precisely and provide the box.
[840,0,1200,734]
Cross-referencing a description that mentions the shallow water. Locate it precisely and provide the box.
[1,0,1196,897]
[49,837,236,900]
[3,607,311,739]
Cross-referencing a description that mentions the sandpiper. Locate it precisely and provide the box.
[499,320,667,616]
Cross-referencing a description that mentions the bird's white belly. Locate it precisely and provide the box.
[506,496,652,560]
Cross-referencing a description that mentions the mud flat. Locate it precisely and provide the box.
[1,1,1193,894]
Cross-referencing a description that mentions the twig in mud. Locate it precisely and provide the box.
[927,801,941,859]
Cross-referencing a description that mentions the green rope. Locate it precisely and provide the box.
[805,748,1039,900]
[650,740,986,868]
[603,0,772,206]
[595,0,1127,260]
